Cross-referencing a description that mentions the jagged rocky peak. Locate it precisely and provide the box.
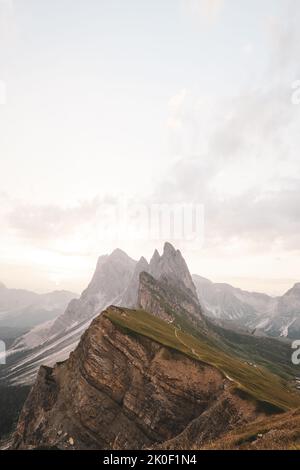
[164,241,177,255]
[86,249,136,297]
[150,248,160,267]
[122,242,199,309]
[138,272,174,323]
[149,242,198,300]
[45,248,137,337]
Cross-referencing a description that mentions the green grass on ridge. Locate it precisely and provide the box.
[104,307,300,412]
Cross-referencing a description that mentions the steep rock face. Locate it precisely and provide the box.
[120,243,199,311]
[138,272,205,328]
[121,257,149,308]
[12,307,261,450]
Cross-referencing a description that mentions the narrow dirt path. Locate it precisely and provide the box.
[174,326,201,361]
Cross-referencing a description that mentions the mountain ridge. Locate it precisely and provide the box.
[10,307,300,450]
[2,243,300,388]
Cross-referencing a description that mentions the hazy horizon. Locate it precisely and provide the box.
[1,243,299,297]
[1,1,300,296]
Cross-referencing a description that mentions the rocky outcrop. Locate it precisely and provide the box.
[121,242,199,312]
[11,307,263,450]
[138,272,205,328]
[150,243,198,302]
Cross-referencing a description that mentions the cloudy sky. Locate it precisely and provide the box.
[0,0,300,295]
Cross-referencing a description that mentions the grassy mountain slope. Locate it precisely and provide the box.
[207,319,298,382]
[137,271,297,384]
[105,307,300,412]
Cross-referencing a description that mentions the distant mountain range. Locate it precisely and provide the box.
[0,285,78,345]
[193,275,300,339]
